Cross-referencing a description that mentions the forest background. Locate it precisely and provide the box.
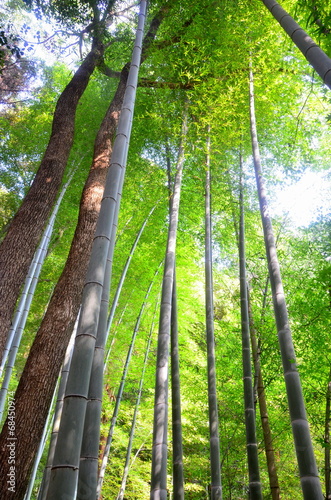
[0,0,331,498]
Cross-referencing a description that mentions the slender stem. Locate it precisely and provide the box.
[238,161,262,499]
[150,108,188,500]
[117,307,156,500]
[204,130,222,500]
[97,265,161,498]
[171,268,185,500]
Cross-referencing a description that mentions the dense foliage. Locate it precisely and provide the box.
[1,0,331,498]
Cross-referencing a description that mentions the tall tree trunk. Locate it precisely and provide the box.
[0,62,129,500]
[150,109,188,500]
[261,0,331,89]
[238,165,262,499]
[204,132,222,500]
[247,289,281,500]
[249,64,323,500]
[0,39,103,353]
[45,4,147,497]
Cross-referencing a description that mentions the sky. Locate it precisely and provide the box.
[270,169,331,228]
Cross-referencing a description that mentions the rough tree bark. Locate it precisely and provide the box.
[0,39,104,354]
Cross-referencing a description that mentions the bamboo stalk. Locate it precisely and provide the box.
[261,0,331,89]
[171,268,185,500]
[24,378,60,500]
[106,203,159,337]
[204,130,222,500]
[77,150,124,500]
[45,4,147,498]
[249,64,323,500]
[0,168,76,378]
[150,109,188,500]
[238,163,262,499]
[325,366,331,499]
[97,266,161,498]
[37,326,76,500]
[116,305,156,500]
[247,288,281,500]
[0,221,52,423]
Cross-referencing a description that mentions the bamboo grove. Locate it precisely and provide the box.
[0,0,331,498]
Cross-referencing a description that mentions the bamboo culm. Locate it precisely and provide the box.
[204,132,222,500]
[77,182,122,500]
[261,0,331,89]
[116,310,156,500]
[97,267,161,498]
[150,110,188,500]
[104,303,128,372]
[168,148,184,500]
[37,324,77,500]
[249,64,323,500]
[106,202,158,337]
[45,4,147,498]
[247,288,280,500]
[171,268,185,500]
[238,164,262,499]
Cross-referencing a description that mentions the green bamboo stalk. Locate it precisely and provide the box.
[104,302,129,372]
[116,307,156,500]
[97,267,161,498]
[150,108,188,500]
[77,163,123,500]
[238,164,262,499]
[204,131,222,500]
[171,267,185,500]
[247,288,281,500]
[37,323,77,500]
[45,4,147,498]
[261,0,331,89]
[167,143,184,500]
[106,203,159,338]
[249,64,323,500]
